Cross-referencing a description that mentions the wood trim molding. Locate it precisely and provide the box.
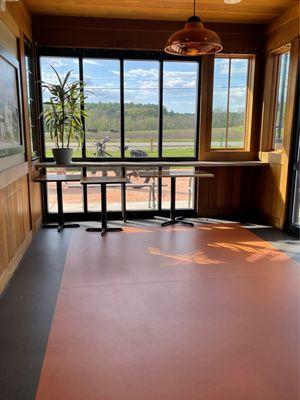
[199,54,260,161]
[0,162,28,190]
[6,0,32,40]
[265,5,300,51]
[265,5,300,37]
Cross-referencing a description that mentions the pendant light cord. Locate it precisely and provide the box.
[193,0,196,16]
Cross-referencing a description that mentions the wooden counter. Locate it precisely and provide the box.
[35,160,269,168]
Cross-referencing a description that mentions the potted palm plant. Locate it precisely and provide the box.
[42,67,87,164]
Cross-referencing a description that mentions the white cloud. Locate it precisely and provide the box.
[84,59,102,66]
[125,68,158,79]
[164,71,197,89]
[41,69,78,84]
[215,58,248,77]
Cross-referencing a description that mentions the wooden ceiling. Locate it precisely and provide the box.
[24,0,297,24]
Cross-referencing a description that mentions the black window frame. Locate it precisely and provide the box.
[36,47,201,220]
[24,38,40,160]
[37,47,201,162]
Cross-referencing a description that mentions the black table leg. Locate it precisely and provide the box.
[121,167,127,223]
[86,183,123,236]
[57,181,64,231]
[43,181,80,232]
[170,176,176,220]
[101,183,108,231]
[159,176,194,228]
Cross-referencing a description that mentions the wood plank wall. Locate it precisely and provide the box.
[32,16,265,53]
[0,1,42,294]
[254,7,300,229]
[197,167,257,218]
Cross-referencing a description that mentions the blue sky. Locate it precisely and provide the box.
[213,58,248,113]
[41,56,248,114]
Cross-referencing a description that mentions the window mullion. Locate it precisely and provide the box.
[79,57,88,213]
[79,57,86,159]
[158,60,163,159]
[120,59,125,159]
[225,58,231,149]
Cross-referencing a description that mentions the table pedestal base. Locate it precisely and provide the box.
[86,227,123,237]
[154,216,194,227]
[43,223,80,233]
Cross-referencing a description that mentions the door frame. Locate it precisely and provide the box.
[286,68,300,236]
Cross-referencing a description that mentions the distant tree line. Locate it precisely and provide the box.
[45,102,245,132]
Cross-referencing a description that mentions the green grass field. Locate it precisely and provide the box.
[45,147,196,158]
[44,126,245,158]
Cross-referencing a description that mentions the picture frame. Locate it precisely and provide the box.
[0,47,24,159]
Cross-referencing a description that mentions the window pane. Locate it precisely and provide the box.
[211,58,229,148]
[86,168,122,211]
[40,57,80,158]
[83,59,121,158]
[46,168,83,213]
[126,168,158,210]
[274,51,290,150]
[161,167,195,209]
[124,60,159,158]
[292,169,300,227]
[228,59,248,148]
[25,41,39,158]
[211,57,249,149]
[163,62,198,157]
[292,131,300,227]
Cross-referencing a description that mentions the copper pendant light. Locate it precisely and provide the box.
[164,0,223,56]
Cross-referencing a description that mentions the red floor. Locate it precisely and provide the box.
[36,224,299,400]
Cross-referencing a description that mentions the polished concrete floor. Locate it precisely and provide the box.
[0,220,299,400]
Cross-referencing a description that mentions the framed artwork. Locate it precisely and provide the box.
[0,49,23,158]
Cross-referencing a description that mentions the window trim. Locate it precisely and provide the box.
[260,43,292,153]
[24,38,40,160]
[270,46,291,152]
[209,53,255,152]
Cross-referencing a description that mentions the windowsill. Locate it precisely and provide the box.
[260,151,283,165]
[209,148,249,153]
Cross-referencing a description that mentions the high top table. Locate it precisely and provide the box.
[139,170,214,227]
[34,174,81,232]
[81,176,127,236]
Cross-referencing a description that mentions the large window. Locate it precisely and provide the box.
[39,52,200,160]
[273,49,290,151]
[211,55,253,149]
[39,50,200,214]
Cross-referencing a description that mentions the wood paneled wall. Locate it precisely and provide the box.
[255,7,299,229]
[32,15,265,53]
[197,167,258,217]
[264,4,300,52]
[0,174,32,294]
[0,1,42,294]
